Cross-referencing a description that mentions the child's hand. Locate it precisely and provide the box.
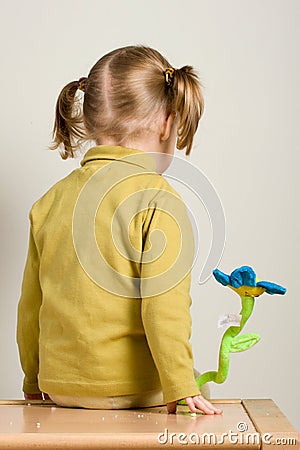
[167,395,223,415]
[24,392,50,400]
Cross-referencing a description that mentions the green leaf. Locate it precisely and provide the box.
[229,333,260,353]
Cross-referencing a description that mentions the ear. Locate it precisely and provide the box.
[160,112,177,142]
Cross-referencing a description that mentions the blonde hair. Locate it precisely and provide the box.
[50,45,205,159]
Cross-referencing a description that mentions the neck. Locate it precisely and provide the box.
[96,135,174,174]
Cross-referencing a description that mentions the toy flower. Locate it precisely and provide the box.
[213,265,286,297]
[190,265,287,394]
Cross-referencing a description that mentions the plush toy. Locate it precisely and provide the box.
[193,266,286,393]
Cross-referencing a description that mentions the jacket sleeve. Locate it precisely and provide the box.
[140,184,200,404]
[16,210,42,394]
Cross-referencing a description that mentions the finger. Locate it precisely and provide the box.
[199,396,223,414]
[193,397,215,415]
[194,396,222,415]
[185,397,198,413]
[167,401,177,414]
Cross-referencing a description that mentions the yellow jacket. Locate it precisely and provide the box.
[17,145,200,404]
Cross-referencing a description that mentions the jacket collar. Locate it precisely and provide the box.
[80,145,156,172]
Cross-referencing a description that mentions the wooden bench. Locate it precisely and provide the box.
[0,399,299,449]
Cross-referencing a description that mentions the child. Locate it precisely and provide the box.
[17,45,222,415]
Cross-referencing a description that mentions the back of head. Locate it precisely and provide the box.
[50,45,205,159]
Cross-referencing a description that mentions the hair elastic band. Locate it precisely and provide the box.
[164,67,177,86]
[78,77,88,92]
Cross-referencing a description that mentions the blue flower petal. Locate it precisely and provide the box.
[256,281,286,295]
[213,267,287,297]
[230,266,256,288]
[213,269,230,286]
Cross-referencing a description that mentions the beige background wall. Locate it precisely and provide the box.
[1,0,299,432]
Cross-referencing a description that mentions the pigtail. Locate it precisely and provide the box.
[49,81,86,159]
[173,66,205,156]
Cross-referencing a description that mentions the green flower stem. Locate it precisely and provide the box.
[196,295,255,388]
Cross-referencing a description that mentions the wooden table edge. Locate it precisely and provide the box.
[0,398,242,406]
[242,399,300,449]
